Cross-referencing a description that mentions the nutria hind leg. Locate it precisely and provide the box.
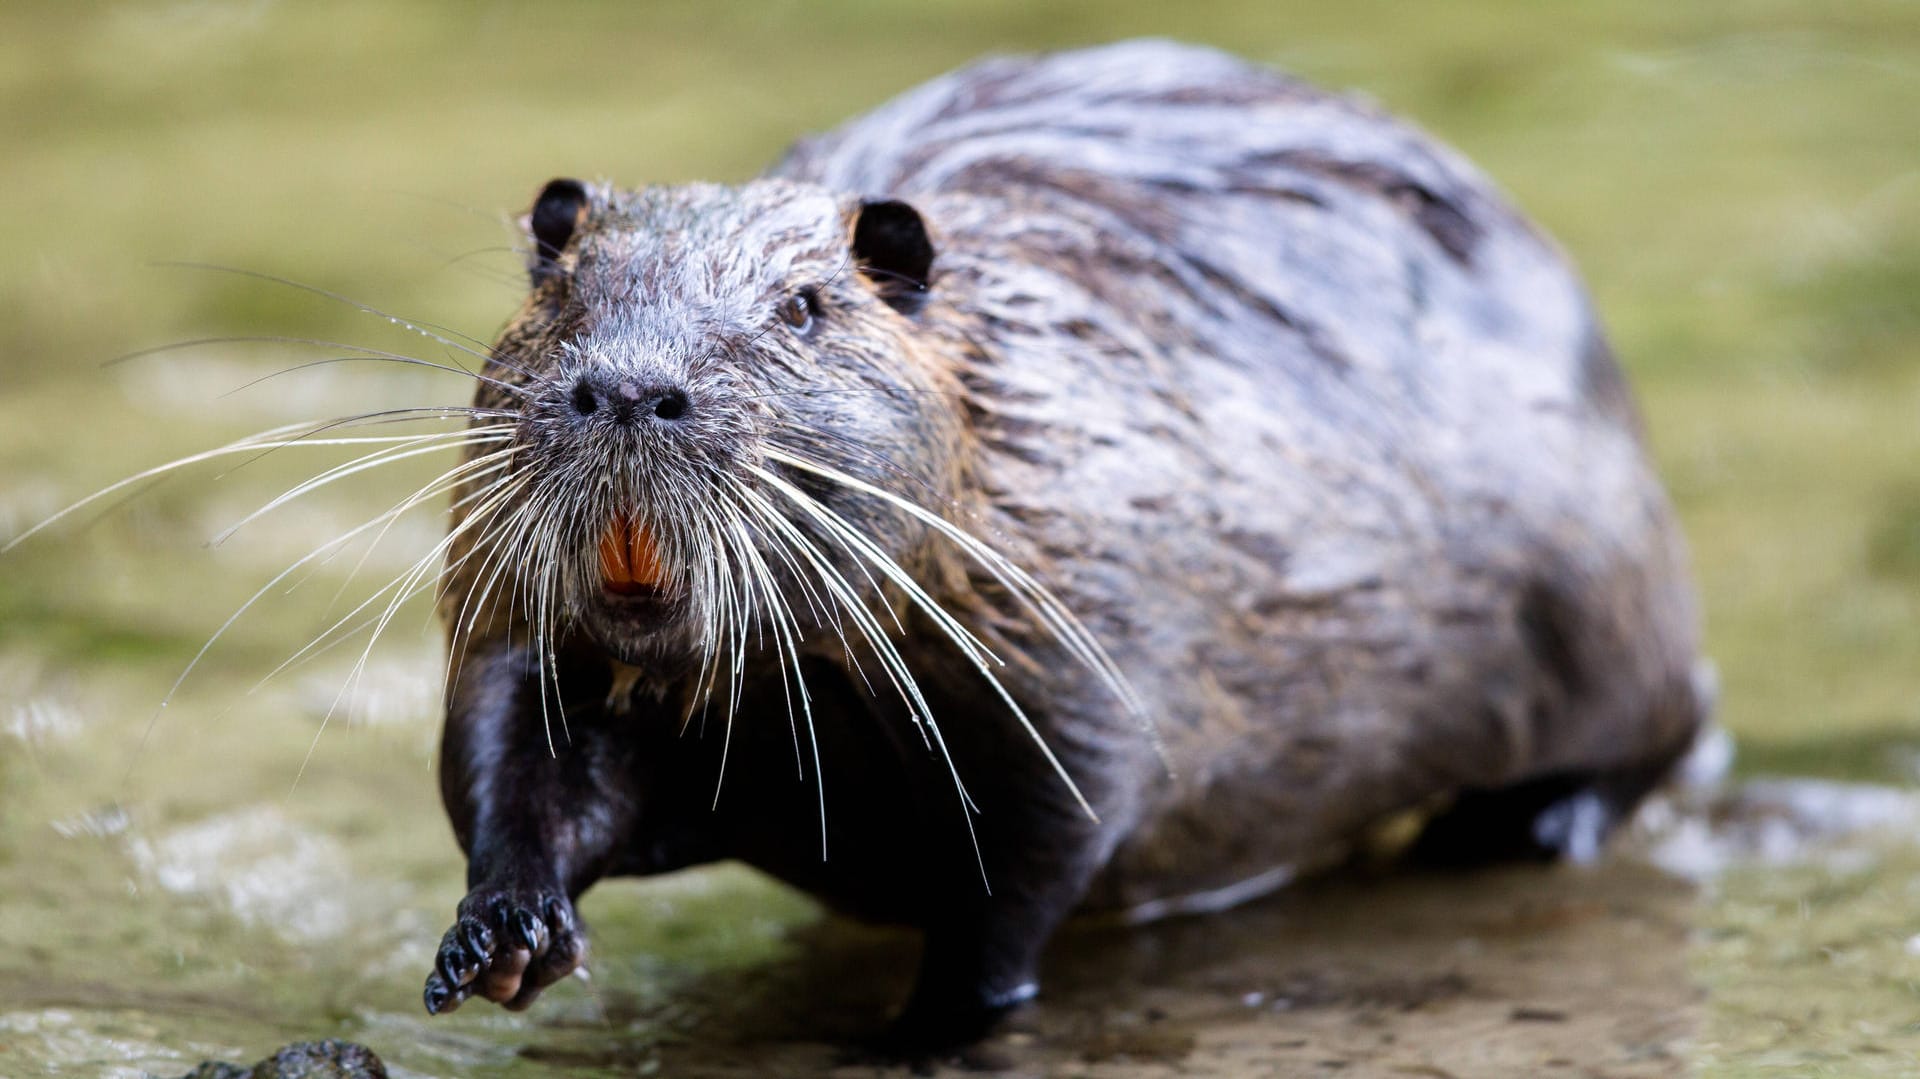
[1410,662,1717,867]
[860,827,1092,1053]
[1406,750,1686,868]
[875,810,1106,1053]
[876,917,1049,1055]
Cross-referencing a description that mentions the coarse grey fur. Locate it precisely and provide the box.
[771,39,1703,907]
[426,39,1706,1041]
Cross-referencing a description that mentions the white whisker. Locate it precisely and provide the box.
[210,428,515,546]
[728,478,988,881]
[3,422,486,554]
[746,461,1101,824]
[764,445,1154,749]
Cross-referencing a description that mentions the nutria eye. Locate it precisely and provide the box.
[778,291,815,335]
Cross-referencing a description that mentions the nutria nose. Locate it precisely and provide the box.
[568,373,692,426]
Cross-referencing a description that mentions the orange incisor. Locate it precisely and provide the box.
[598,515,665,594]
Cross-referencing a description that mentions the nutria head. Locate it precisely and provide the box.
[441,177,968,679]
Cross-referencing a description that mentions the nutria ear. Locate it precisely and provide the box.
[527,178,589,286]
[851,199,933,312]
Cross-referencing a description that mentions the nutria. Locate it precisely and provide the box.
[420,40,1707,1046]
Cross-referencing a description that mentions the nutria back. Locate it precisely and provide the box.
[769,39,1703,909]
[423,40,1705,1042]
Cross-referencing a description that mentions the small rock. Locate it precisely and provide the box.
[175,1039,387,1079]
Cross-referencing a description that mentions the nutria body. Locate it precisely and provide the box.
[422,41,1706,1045]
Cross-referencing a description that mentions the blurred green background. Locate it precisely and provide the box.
[1,2,1917,1076]
[6,0,1918,757]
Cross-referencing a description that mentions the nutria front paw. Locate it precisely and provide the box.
[422,884,586,1015]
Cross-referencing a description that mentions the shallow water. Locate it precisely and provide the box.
[7,626,1920,1077]
[3,2,1918,1076]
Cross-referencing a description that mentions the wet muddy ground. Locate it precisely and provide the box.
[6,642,1920,1079]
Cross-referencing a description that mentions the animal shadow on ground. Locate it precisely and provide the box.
[523,858,1697,1078]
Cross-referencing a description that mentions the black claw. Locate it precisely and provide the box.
[438,941,479,987]
[515,908,550,955]
[460,919,493,960]
[423,976,450,1016]
[545,895,573,931]
[482,894,511,925]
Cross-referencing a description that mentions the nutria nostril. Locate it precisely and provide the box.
[568,377,599,417]
[650,388,689,421]
[568,373,691,425]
